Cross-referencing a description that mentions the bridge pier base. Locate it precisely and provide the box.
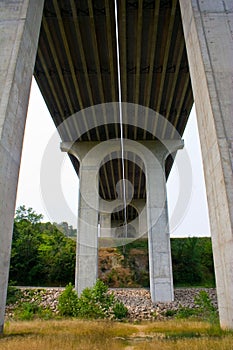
[180,0,233,329]
[0,0,44,333]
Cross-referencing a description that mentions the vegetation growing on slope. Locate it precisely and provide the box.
[10,206,215,288]
[10,206,76,286]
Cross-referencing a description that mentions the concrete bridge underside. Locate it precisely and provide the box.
[0,0,232,331]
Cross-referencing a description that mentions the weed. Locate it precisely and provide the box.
[163,309,177,317]
[15,302,41,320]
[175,290,219,324]
[175,306,197,319]
[194,290,218,323]
[6,283,23,305]
[14,301,54,321]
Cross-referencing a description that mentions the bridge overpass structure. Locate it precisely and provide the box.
[0,0,233,331]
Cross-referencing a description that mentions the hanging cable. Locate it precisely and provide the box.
[114,0,127,238]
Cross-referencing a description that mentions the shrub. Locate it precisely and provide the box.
[15,302,41,320]
[58,280,128,320]
[163,309,178,317]
[194,290,218,323]
[112,302,128,319]
[15,301,53,320]
[6,283,23,305]
[175,306,197,319]
[76,279,115,319]
[58,283,78,317]
[175,291,218,323]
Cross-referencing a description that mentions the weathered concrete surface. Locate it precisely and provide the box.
[62,140,182,302]
[61,142,99,296]
[179,0,233,329]
[99,212,111,237]
[75,162,99,296]
[145,141,183,303]
[0,0,44,333]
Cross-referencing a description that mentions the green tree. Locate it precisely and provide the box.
[10,218,43,285]
[15,205,43,224]
[10,207,76,286]
[55,222,77,237]
[171,237,203,285]
[38,222,76,285]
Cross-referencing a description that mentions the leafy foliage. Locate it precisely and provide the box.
[194,290,218,323]
[15,301,53,320]
[76,279,116,319]
[10,207,76,286]
[55,222,76,237]
[175,291,218,323]
[11,207,215,288]
[58,283,79,317]
[58,280,128,320]
[15,205,43,224]
[116,237,215,287]
[6,282,23,305]
[112,302,128,319]
[171,237,215,287]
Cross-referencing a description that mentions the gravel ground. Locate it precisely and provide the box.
[5,287,217,321]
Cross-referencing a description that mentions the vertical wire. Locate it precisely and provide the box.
[114,0,128,238]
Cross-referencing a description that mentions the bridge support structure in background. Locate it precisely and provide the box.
[61,139,183,303]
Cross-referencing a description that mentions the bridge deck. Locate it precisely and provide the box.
[34,0,193,220]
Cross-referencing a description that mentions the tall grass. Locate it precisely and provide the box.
[0,319,232,350]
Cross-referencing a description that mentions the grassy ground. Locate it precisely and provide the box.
[0,319,232,350]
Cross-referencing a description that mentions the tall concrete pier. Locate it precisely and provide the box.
[179,0,233,329]
[0,0,232,331]
[0,0,44,333]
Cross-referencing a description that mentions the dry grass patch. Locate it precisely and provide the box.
[0,319,233,350]
[0,319,134,350]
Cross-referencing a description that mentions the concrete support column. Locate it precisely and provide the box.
[76,162,99,296]
[141,140,183,303]
[146,150,173,302]
[61,142,100,296]
[134,200,147,238]
[0,0,44,333]
[99,212,111,238]
[179,0,233,329]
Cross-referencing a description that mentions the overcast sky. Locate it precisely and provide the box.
[16,78,211,237]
